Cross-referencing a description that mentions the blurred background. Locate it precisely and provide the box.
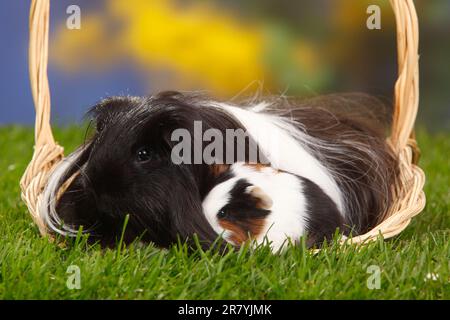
[0,0,449,131]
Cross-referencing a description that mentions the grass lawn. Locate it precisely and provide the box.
[0,126,448,299]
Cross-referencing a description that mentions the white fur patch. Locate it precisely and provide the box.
[202,177,237,240]
[202,163,309,251]
[40,147,86,236]
[210,102,344,215]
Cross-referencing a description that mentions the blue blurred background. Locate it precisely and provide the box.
[0,0,449,130]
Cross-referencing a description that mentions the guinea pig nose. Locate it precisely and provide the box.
[87,163,125,194]
[94,178,123,196]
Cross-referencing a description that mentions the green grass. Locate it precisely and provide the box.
[0,126,448,299]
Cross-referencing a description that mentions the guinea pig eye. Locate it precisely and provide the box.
[136,147,153,162]
[217,208,227,219]
[96,121,105,132]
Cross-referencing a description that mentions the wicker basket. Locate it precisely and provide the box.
[20,0,426,244]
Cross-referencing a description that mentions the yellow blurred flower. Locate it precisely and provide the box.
[52,0,326,97]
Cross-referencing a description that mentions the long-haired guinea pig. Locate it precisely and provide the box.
[40,91,399,250]
[202,163,346,250]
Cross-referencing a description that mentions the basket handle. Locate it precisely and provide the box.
[389,0,420,161]
[21,0,63,235]
[29,0,55,149]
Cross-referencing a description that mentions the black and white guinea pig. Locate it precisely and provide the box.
[202,163,345,250]
[40,91,398,250]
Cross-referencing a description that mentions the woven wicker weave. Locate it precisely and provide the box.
[20,0,426,244]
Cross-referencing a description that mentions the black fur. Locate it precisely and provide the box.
[218,178,271,222]
[300,176,345,247]
[56,92,258,248]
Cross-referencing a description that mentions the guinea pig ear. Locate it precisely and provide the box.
[87,96,142,131]
[246,186,273,209]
